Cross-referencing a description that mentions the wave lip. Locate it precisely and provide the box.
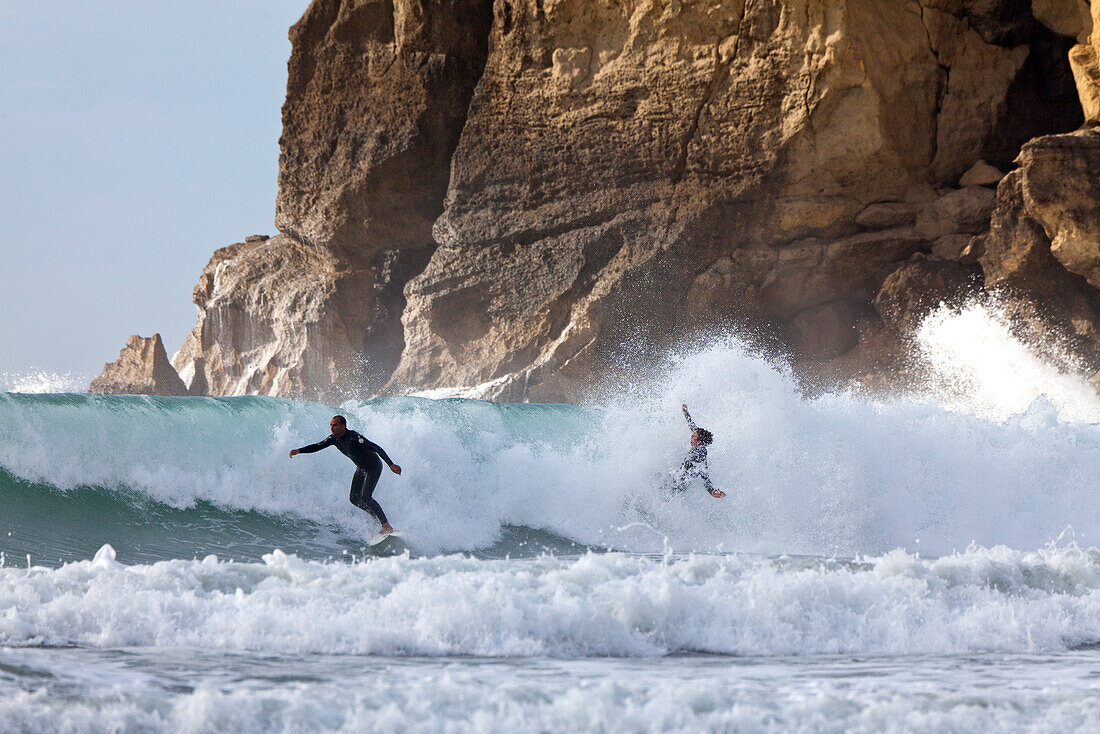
[3,544,1100,658]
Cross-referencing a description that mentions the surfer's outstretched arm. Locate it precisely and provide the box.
[682,404,698,431]
[362,438,401,474]
[699,468,725,498]
[289,435,334,457]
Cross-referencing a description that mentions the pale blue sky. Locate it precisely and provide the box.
[1,1,308,379]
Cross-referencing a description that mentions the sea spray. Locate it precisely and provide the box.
[0,370,89,394]
[915,298,1100,421]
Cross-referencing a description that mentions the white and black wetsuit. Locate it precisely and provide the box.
[296,430,395,525]
[674,408,716,495]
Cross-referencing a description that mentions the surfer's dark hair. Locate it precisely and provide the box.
[695,428,713,445]
[332,415,347,426]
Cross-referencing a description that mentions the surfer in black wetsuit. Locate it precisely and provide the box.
[290,415,402,533]
[675,404,725,498]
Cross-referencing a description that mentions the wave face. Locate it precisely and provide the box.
[4,316,1100,561]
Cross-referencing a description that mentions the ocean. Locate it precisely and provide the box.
[3,304,1100,732]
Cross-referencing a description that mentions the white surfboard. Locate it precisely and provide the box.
[368,531,404,546]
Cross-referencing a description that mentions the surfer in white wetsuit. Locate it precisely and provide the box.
[675,404,725,498]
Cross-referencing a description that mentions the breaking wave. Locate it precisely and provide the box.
[4,299,1100,562]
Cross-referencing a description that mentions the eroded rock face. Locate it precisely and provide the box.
[1021,130,1100,286]
[173,0,492,399]
[387,0,1057,400]
[90,334,188,396]
[959,160,1005,187]
[171,235,429,401]
[1069,2,1100,123]
[1032,0,1093,40]
[276,0,493,256]
[170,0,1094,402]
[874,254,982,335]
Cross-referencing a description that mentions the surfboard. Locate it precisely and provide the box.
[368,531,404,547]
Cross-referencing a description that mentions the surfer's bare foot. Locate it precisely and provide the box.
[380,523,395,534]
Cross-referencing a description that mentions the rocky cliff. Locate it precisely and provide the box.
[173,0,492,401]
[96,0,1100,402]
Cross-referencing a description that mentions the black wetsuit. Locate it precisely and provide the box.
[296,430,395,525]
[675,408,716,495]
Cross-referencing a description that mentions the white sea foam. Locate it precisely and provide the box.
[4,304,1100,732]
[3,544,1100,657]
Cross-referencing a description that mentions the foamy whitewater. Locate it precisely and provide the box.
[4,304,1100,732]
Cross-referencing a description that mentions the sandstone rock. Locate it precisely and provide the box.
[930,29,1029,183]
[172,235,429,401]
[788,300,859,360]
[811,316,913,394]
[388,0,1038,398]
[932,234,975,260]
[979,170,1070,288]
[173,0,491,400]
[959,160,1005,187]
[761,231,926,322]
[167,0,1094,402]
[958,236,986,265]
[1018,129,1100,287]
[855,202,921,230]
[275,0,493,256]
[90,334,189,396]
[1070,42,1100,124]
[916,187,999,240]
[1031,0,1092,40]
[874,255,981,335]
[982,20,1086,171]
[978,136,1100,368]
[925,0,1035,46]
[1068,1,1100,125]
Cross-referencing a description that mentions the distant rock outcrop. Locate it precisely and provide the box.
[90,334,189,396]
[155,0,1100,401]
